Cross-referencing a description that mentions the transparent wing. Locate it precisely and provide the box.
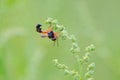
[40,33,48,38]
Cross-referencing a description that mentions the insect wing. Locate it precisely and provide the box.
[40,33,48,38]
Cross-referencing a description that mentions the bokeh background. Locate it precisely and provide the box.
[0,0,120,80]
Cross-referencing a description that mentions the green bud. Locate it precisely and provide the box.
[69,35,76,42]
[86,44,95,52]
[85,71,94,78]
[64,69,70,75]
[62,64,68,69]
[53,59,58,65]
[87,78,94,80]
[74,72,79,77]
[83,56,89,62]
[51,19,58,24]
[79,59,84,64]
[45,17,53,24]
[61,30,68,40]
[57,64,64,69]
[69,70,80,79]
[88,71,94,75]
[87,62,95,71]
[70,43,80,53]
[72,43,79,48]
[82,52,91,63]
[56,25,65,31]
[70,48,80,53]
[53,59,58,62]
[85,52,90,57]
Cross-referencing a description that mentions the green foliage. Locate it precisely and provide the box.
[1,0,120,80]
[53,59,80,80]
[45,18,95,80]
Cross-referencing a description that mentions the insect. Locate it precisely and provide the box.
[36,24,59,46]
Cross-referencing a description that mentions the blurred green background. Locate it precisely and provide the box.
[0,0,120,80]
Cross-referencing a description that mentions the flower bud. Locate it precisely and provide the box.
[86,44,95,52]
[56,25,65,31]
[64,69,70,75]
[87,62,95,71]
[85,70,94,78]
[61,30,68,40]
[45,17,53,24]
[51,19,58,24]
[69,35,76,42]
